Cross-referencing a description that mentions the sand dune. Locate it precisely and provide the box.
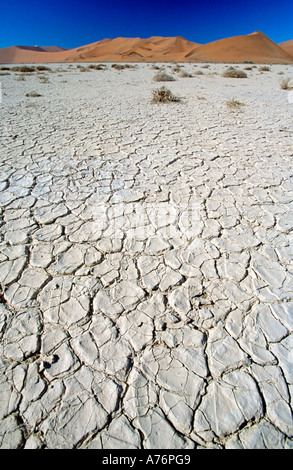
[186,31,293,63]
[279,39,293,56]
[61,36,200,62]
[1,32,292,64]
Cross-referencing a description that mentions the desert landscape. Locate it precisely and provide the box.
[1,31,293,65]
[0,29,293,450]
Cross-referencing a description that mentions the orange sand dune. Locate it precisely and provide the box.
[279,40,293,56]
[0,45,71,63]
[0,32,292,64]
[0,36,200,64]
[64,36,200,62]
[186,31,293,63]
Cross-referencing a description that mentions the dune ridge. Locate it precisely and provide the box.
[1,32,292,64]
[279,39,293,56]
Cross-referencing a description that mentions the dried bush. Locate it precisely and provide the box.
[25,91,42,97]
[88,64,106,70]
[222,67,247,78]
[259,66,270,72]
[179,70,193,78]
[280,78,293,90]
[11,66,36,73]
[36,66,51,71]
[153,71,176,82]
[39,75,49,83]
[151,86,180,103]
[226,98,244,109]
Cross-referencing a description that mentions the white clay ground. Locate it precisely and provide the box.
[0,62,293,448]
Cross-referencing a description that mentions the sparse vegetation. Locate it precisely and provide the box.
[172,65,182,73]
[222,67,247,78]
[151,86,180,103]
[77,65,90,72]
[11,66,36,73]
[179,70,193,78]
[259,66,270,72]
[194,70,204,75]
[36,66,51,72]
[111,64,135,70]
[153,71,176,82]
[88,64,106,70]
[280,78,293,90]
[226,98,244,109]
[39,75,49,83]
[15,74,26,81]
[26,91,42,97]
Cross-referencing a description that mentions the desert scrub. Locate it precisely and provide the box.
[39,75,49,83]
[222,67,247,78]
[153,71,176,82]
[36,65,51,72]
[111,64,135,70]
[11,66,36,73]
[15,74,26,81]
[179,70,193,78]
[26,91,42,97]
[280,78,293,90]
[259,66,270,71]
[151,86,180,103]
[88,64,106,70]
[226,98,244,109]
[77,65,90,72]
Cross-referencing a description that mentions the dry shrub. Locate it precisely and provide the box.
[39,75,49,83]
[26,91,42,97]
[226,98,244,109]
[222,67,247,78]
[151,86,180,103]
[111,64,135,70]
[179,70,193,78]
[153,71,175,82]
[88,64,106,70]
[11,66,36,73]
[36,66,51,71]
[280,78,293,90]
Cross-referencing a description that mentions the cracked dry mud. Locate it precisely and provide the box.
[0,63,293,449]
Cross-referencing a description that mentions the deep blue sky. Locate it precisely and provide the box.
[1,0,292,49]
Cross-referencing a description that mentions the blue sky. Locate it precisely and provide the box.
[1,0,292,49]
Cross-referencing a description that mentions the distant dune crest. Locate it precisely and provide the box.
[1,32,292,63]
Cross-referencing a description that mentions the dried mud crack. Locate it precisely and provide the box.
[0,63,293,449]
